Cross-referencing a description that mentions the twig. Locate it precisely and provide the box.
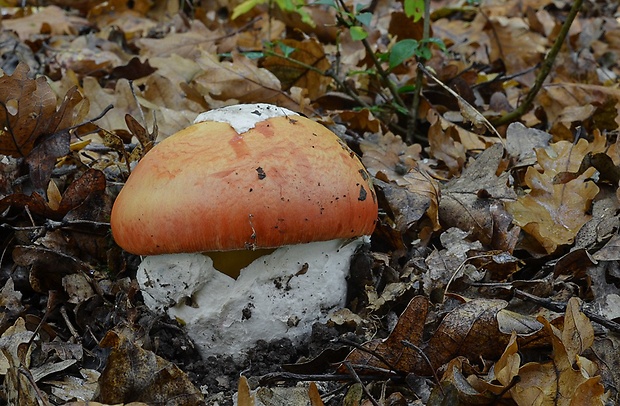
[512,289,620,333]
[336,0,408,112]
[258,371,394,385]
[337,338,401,374]
[492,0,584,126]
[342,361,381,406]
[262,49,372,110]
[407,0,431,144]
[401,340,443,394]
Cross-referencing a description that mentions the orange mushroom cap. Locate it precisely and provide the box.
[110,104,378,255]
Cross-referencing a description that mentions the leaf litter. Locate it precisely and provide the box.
[0,0,620,405]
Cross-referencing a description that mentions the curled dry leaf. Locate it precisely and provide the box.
[439,143,518,248]
[506,140,601,253]
[0,63,58,157]
[360,132,440,231]
[511,297,604,406]
[95,330,204,405]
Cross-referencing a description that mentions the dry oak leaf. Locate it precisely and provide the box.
[191,51,307,111]
[506,140,602,254]
[2,6,90,40]
[535,134,606,177]
[511,298,605,406]
[0,63,58,157]
[342,296,540,376]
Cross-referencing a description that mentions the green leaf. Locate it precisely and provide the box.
[312,0,336,6]
[355,12,373,26]
[243,51,264,59]
[277,41,297,58]
[389,39,418,70]
[231,0,263,20]
[423,37,447,52]
[415,46,432,61]
[398,84,417,94]
[350,26,368,41]
[404,0,425,21]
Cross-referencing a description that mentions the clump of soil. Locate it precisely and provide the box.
[149,319,351,405]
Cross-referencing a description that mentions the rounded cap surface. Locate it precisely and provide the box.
[111,104,377,254]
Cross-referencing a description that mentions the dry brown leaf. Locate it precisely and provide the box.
[562,297,595,366]
[537,83,620,132]
[308,382,324,406]
[424,228,484,295]
[237,376,255,406]
[2,6,90,39]
[342,296,430,374]
[511,298,604,406]
[96,330,204,405]
[428,114,467,176]
[342,296,527,376]
[192,51,305,110]
[425,299,511,370]
[360,132,422,180]
[439,143,518,248]
[505,122,552,167]
[262,38,331,100]
[487,16,546,82]
[506,137,602,254]
[137,19,220,59]
[508,167,599,253]
[0,63,58,157]
[338,109,382,134]
[50,36,125,79]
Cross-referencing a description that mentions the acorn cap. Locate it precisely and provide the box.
[110,103,377,255]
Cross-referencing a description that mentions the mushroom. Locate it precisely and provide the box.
[110,103,377,358]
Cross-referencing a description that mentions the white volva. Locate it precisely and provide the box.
[194,103,299,133]
[137,238,365,358]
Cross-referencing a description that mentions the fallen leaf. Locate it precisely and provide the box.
[2,6,89,39]
[511,298,605,406]
[506,166,599,254]
[0,63,58,157]
[95,330,204,405]
[439,143,517,247]
[262,38,331,100]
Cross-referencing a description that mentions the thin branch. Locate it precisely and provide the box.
[492,0,583,126]
[336,0,408,111]
[262,49,372,109]
[513,289,620,333]
[342,362,381,406]
[407,0,431,144]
